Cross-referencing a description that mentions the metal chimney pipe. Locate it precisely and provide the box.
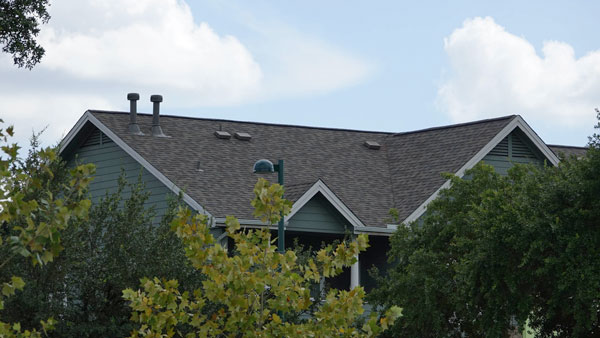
[127,93,143,135]
[150,94,166,137]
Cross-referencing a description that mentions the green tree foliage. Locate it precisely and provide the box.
[124,178,402,337]
[52,174,200,337]
[0,0,50,69]
[370,115,600,337]
[2,161,201,337]
[0,122,94,337]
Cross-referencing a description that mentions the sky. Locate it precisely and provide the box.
[1,0,599,150]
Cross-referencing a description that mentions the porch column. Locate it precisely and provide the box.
[351,253,360,289]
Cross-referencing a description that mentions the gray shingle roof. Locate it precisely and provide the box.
[548,145,588,159]
[90,111,516,227]
[284,181,318,202]
[386,117,515,220]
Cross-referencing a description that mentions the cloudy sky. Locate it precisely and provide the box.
[1,0,599,149]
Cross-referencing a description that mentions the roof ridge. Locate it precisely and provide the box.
[391,115,517,137]
[547,144,589,149]
[89,110,394,135]
[90,110,517,137]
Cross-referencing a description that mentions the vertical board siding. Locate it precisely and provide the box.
[68,128,174,222]
[482,129,546,175]
[288,193,350,234]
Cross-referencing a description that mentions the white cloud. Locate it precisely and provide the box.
[39,0,263,104]
[437,17,600,129]
[0,92,115,148]
[0,0,372,151]
[258,32,372,99]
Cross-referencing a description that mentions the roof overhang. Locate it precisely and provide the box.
[402,115,560,224]
[59,111,212,220]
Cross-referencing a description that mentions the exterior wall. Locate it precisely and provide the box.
[288,193,350,234]
[287,193,389,291]
[65,127,174,223]
[482,128,546,175]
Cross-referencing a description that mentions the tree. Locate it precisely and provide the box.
[123,178,402,337]
[1,155,202,337]
[0,121,94,336]
[370,114,600,337]
[0,0,50,69]
[52,174,201,337]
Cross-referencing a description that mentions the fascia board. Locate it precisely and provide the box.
[513,116,560,166]
[214,218,392,235]
[214,218,270,226]
[286,179,365,229]
[402,115,558,225]
[59,111,212,218]
[354,226,395,236]
[59,111,93,154]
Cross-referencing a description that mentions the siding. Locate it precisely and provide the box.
[482,128,546,175]
[288,193,350,234]
[67,128,174,222]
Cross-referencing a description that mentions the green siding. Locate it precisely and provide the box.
[66,128,174,222]
[482,128,546,175]
[288,193,350,234]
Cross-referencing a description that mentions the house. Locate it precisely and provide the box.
[58,94,585,291]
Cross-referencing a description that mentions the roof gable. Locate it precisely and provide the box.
[60,111,211,218]
[288,192,351,234]
[401,116,559,224]
[387,116,516,223]
[61,110,558,229]
[286,179,364,229]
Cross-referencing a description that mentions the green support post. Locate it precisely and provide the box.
[274,159,285,253]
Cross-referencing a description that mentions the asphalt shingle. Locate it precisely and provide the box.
[90,111,516,226]
[548,145,588,159]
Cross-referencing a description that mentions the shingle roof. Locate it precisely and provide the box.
[548,145,588,159]
[89,111,516,227]
[386,116,515,220]
[284,181,318,202]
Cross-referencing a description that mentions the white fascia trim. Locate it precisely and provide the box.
[59,111,92,154]
[59,111,212,219]
[214,218,270,226]
[287,179,365,229]
[402,115,559,225]
[354,226,395,236]
[213,218,394,236]
[513,116,560,166]
[214,218,277,230]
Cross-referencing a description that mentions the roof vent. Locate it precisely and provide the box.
[150,95,167,137]
[364,140,381,150]
[214,130,232,139]
[127,93,143,135]
[234,132,252,141]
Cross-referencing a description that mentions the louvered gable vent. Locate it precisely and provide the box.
[488,130,538,159]
[511,133,534,158]
[489,137,509,156]
[82,129,113,147]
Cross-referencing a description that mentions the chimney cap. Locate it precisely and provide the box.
[127,93,140,100]
[150,95,163,102]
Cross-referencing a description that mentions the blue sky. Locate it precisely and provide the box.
[1,0,599,148]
